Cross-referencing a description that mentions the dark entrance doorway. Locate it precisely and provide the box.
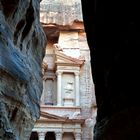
[63,132,75,140]
[45,132,56,140]
[29,132,38,140]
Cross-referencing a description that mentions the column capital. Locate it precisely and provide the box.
[56,71,63,75]
[74,72,80,76]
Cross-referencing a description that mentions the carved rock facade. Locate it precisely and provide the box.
[0,0,46,139]
[30,0,96,140]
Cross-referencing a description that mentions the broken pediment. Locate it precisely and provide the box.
[40,111,67,120]
[38,111,85,124]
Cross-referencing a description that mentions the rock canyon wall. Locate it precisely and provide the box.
[0,0,46,139]
[81,0,140,140]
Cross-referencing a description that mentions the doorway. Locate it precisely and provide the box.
[45,132,56,140]
[29,132,38,140]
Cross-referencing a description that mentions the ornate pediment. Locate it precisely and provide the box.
[54,45,85,66]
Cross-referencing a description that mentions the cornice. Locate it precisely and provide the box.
[37,111,85,124]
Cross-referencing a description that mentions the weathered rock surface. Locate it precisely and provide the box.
[40,0,83,25]
[0,0,46,139]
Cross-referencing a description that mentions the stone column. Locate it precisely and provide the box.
[55,131,62,140]
[75,132,81,140]
[75,72,80,106]
[56,71,62,106]
[44,79,54,105]
[38,132,45,140]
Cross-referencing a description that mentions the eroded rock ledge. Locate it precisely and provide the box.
[0,0,46,139]
[40,0,83,25]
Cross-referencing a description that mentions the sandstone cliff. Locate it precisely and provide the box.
[0,0,46,139]
[40,0,83,25]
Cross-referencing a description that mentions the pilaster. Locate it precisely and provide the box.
[56,71,63,106]
[75,72,80,106]
[55,131,62,140]
[75,132,82,140]
[38,132,46,140]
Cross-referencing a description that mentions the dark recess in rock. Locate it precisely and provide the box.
[14,19,25,45]
[21,1,34,41]
[81,0,140,139]
[10,107,18,122]
[1,0,19,17]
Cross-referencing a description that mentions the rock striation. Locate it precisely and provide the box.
[0,0,46,139]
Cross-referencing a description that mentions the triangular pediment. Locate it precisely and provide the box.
[55,50,84,66]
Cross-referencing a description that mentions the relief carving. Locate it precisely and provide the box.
[64,82,74,98]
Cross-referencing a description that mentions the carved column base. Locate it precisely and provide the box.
[63,98,74,106]
[75,132,81,140]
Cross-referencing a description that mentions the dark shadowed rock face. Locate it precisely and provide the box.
[0,0,46,139]
[81,0,140,140]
